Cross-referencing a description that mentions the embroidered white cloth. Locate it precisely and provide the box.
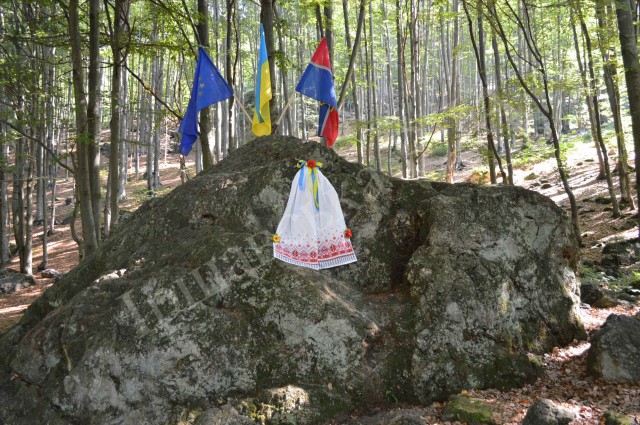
[273,160,357,270]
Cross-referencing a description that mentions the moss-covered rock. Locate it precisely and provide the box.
[603,411,633,425]
[444,395,496,424]
[0,137,585,424]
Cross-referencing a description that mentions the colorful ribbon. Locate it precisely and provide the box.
[296,159,323,210]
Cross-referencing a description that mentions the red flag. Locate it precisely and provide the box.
[318,103,339,147]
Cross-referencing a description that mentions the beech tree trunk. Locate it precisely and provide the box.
[614,0,640,224]
[599,4,634,207]
[68,0,99,257]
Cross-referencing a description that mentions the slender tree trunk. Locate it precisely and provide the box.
[599,5,634,207]
[571,11,606,179]
[40,126,48,269]
[363,29,371,167]
[68,0,98,257]
[406,0,419,178]
[24,141,33,275]
[225,0,237,149]
[614,0,640,220]
[368,0,381,171]
[147,48,155,192]
[339,0,366,164]
[0,139,9,265]
[198,0,215,168]
[119,65,128,201]
[462,0,506,184]
[579,16,620,217]
[260,0,277,127]
[88,0,102,245]
[274,5,292,135]
[12,135,25,270]
[396,0,408,177]
[107,0,126,232]
[446,0,460,183]
[152,42,163,189]
[492,35,513,184]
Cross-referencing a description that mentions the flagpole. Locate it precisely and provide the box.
[275,91,295,127]
[232,92,253,125]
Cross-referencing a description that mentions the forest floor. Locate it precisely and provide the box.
[1,132,639,424]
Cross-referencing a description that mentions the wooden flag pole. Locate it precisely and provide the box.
[275,92,295,127]
[232,90,253,124]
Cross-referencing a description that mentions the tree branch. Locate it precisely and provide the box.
[123,63,182,120]
[0,118,75,175]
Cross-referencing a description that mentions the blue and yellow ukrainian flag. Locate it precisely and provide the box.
[252,24,272,136]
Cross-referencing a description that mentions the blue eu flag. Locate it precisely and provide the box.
[178,48,233,156]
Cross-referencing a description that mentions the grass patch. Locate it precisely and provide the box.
[512,140,557,169]
[425,170,446,181]
[428,143,449,157]
[333,135,359,150]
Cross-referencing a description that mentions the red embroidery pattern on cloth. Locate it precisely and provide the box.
[274,237,355,265]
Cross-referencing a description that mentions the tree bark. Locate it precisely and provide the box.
[614,0,640,222]
[225,0,237,149]
[446,0,460,183]
[570,11,605,180]
[339,0,366,164]
[598,4,634,207]
[197,0,215,167]
[68,0,99,257]
[462,0,506,184]
[368,0,381,171]
[88,0,102,244]
[260,0,277,128]
[492,34,513,184]
[579,15,620,217]
[106,0,127,232]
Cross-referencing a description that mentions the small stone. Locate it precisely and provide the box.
[541,183,553,189]
[40,268,61,279]
[524,172,537,181]
[593,296,619,308]
[522,399,576,425]
[580,284,603,306]
[624,288,640,296]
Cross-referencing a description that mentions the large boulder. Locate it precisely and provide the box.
[0,137,585,424]
[587,314,640,384]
